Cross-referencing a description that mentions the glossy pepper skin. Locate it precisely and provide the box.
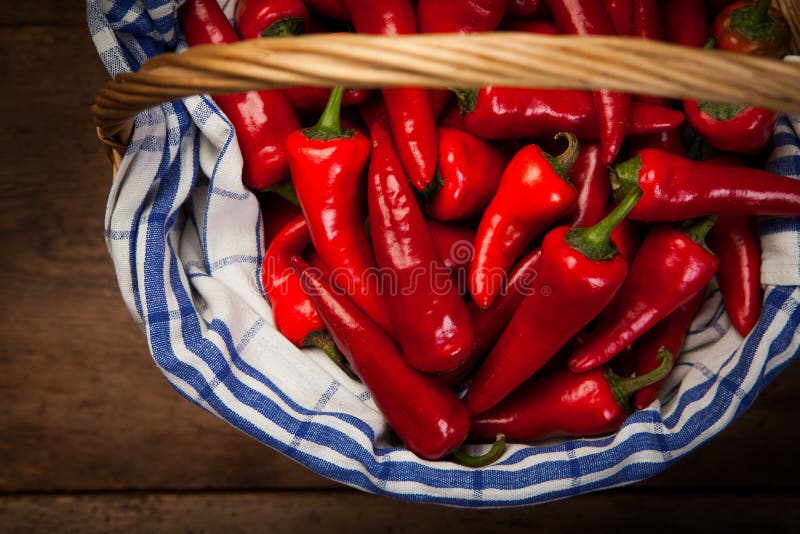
[368,120,474,373]
[545,0,631,164]
[710,215,763,337]
[603,0,633,35]
[426,128,508,222]
[179,0,299,191]
[507,0,540,16]
[633,291,705,410]
[418,0,509,33]
[470,136,579,309]
[458,87,684,141]
[470,349,674,441]
[234,0,310,38]
[712,0,790,57]
[344,0,438,191]
[630,0,670,107]
[426,220,475,293]
[568,217,720,373]
[465,189,642,415]
[612,149,800,222]
[286,88,393,334]
[292,258,471,460]
[563,142,612,227]
[662,0,709,47]
[684,100,776,155]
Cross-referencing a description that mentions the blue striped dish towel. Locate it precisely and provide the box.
[90,0,800,508]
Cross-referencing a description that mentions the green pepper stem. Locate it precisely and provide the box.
[261,17,306,37]
[607,348,674,409]
[682,215,719,246]
[610,154,642,203]
[302,87,353,141]
[554,132,580,174]
[747,0,773,26]
[565,185,642,261]
[454,88,478,116]
[450,434,506,468]
[304,330,360,382]
[268,180,300,206]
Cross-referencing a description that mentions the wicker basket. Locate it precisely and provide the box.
[91,0,800,507]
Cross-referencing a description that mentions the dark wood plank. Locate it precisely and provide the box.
[2,25,800,495]
[2,490,798,533]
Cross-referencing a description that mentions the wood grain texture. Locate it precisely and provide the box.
[2,19,800,512]
[2,491,798,533]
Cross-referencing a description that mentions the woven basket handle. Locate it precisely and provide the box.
[93,0,800,164]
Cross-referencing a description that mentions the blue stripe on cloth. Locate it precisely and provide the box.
[93,1,800,506]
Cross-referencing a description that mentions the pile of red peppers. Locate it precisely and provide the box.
[179,0,796,466]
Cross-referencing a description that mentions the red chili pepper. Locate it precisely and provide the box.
[423,127,508,222]
[418,0,509,33]
[662,0,709,47]
[684,100,776,155]
[344,0,438,191]
[283,88,371,115]
[291,257,502,464]
[610,216,642,261]
[630,0,670,106]
[563,142,612,227]
[458,87,683,141]
[261,215,358,381]
[568,217,719,373]
[179,0,299,191]
[611,149,800,221]
[603,0,633,35]
[465,188,642,415]
[303,0,350,21]
[507,0,540,16]
[710,215,763,337]
[712,0,790,56]
[429,90,454,120]
[234,0,310,38]
[499,18,558,33]
[260,191,301,246]
[545,0,631,164]
[470,134,579,309]
[470,349,674,441]
[426,219,475,293]
[626,129,687,158]
[368,120,474,373]
[286,88,393,334]
[633,291,705,410]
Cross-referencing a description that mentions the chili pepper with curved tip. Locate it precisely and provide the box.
[507,0,539,16]
[424,127,508,222]
[684,100,776,155]
[368,120,474,373]
[418,0,509,33]
[470,134,580,309]
[344,0,439,191]
[286,88,393,333]
[712,0,790,56]
[235,0,310,38]
[545,0,630,164]
[710,215,763,337]
[294,257,506,465]
[179,0,300,191]
[563,141,612,227]
[568,216,719,373]
[261,216,358,380]
[611,149,800,221]
[603,0,633,35]
[458,87,684,141]
[465,188,642,415]
[662,0,709,47]
[303,0,349,21]
[470,349,674,441]
[633,291,705,410]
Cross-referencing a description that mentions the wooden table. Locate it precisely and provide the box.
[2,4,800,531]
